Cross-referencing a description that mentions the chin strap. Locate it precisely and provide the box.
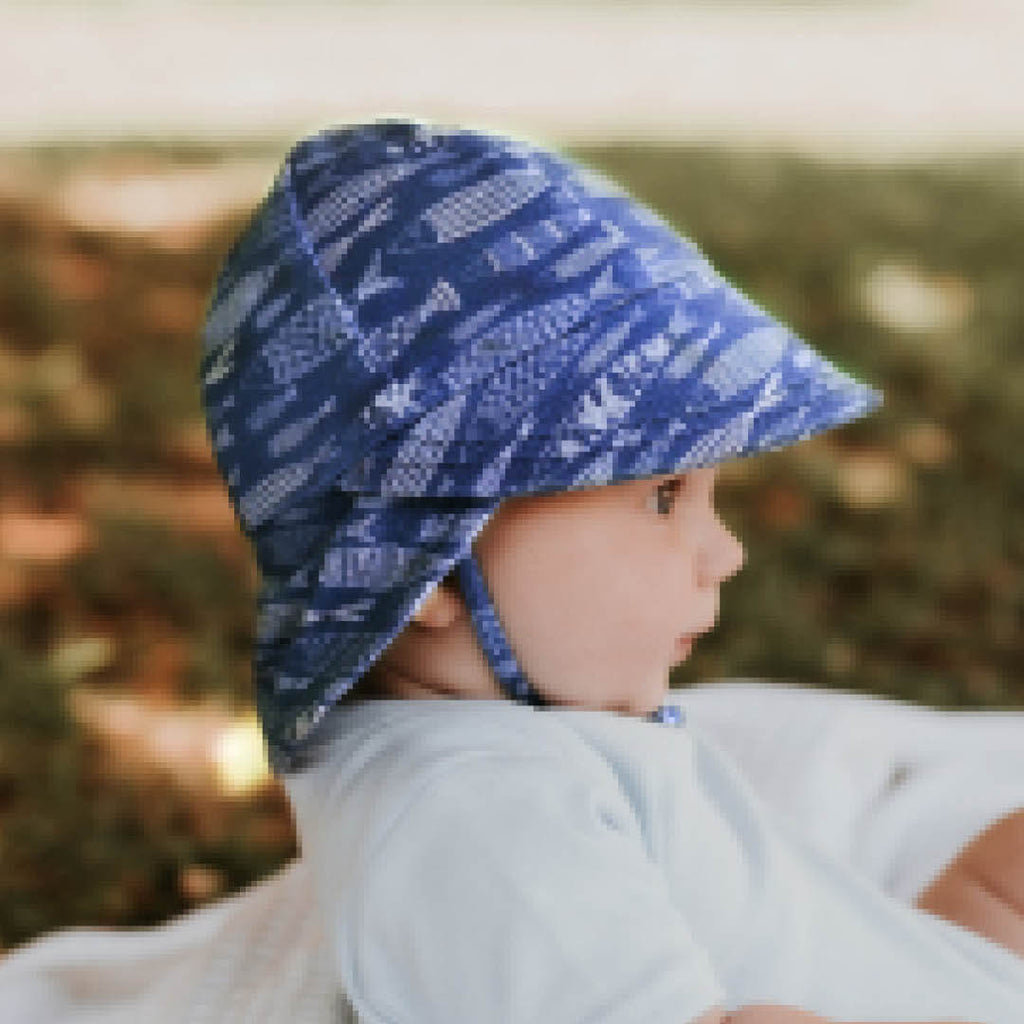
[455,550,684,727]
[455,549,544,706]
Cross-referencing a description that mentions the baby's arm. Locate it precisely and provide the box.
[915,806,1024,959]
[698,810,1020,1024]
[702,1006,981,1024]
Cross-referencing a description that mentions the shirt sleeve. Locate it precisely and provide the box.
[326,750,726,1024]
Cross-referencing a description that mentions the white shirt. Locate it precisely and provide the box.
[284,696,1024,1022]
[3,682,1024,1022]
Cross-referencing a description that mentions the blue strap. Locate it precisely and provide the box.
[456,552,543,706]
[456,552,684,726]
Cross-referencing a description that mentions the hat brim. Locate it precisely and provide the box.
[352,276,883,500]
[538,280,884,492]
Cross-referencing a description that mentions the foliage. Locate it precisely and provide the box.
[0,138,1020,949]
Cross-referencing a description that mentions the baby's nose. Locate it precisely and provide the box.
[698,516,745,587]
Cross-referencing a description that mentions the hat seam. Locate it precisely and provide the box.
[279,151,363,342]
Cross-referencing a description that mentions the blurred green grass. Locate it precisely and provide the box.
[0,138,1021,951]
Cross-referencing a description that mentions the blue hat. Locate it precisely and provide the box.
[199,117,882,772]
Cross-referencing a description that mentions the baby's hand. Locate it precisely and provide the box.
[719,1006,828,1022]
[719,1007,980,1023]
[915,806,1024,959]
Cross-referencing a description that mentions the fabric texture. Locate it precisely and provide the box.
[198,117,882,770]
[0,857,351,1024]
[283,696,1024,1022]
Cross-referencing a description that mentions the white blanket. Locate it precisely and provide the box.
[2,681,1022,1022]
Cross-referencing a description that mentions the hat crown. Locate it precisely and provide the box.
[200,118,724,535]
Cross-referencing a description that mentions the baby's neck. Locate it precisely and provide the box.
[343,667,394,701]
[345,666,475,702]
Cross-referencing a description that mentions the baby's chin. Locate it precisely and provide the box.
[672,634,696,664]
[605,674,672,718]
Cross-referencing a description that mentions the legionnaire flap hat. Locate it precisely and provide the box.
[199,117,882,772]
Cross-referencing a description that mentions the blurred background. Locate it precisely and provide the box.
[0,0,1021,954]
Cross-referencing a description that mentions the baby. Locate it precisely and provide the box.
[198,118,1024,1022]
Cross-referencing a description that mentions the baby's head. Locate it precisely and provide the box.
[361,465,743,716]
[199,118,879,772]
